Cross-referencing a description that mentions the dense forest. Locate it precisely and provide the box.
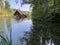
[21,0,60,45]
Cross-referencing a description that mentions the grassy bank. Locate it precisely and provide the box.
[0,7,15,16]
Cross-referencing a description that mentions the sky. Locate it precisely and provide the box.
[8,0,31,11]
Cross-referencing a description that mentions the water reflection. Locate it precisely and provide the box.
[4,18,32,45]
[0,18,55,45]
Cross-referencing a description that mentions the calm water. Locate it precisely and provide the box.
[0,18,54,45]
[3,18,32,45]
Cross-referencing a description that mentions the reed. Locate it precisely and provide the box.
[0,29,12,45]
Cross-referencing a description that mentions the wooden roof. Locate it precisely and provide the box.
[15,10,27,16]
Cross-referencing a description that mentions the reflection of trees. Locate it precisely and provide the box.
[20,16,60,45]
[4,17,12,31]
[20,32,31,45]
[32,19,60,45]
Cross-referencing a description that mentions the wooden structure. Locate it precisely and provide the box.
[14,10,27,20]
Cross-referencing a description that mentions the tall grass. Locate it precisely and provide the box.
[0,17,12,45]
[0,30,12,45]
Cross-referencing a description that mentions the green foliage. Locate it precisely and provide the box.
[25,11,32,19]
[0,0,3,7]
[0,28,12,45]
[0,34,12,45]
[22,0,60,45]
[31,0,60,45]
[0,0,15,15]
[5,0,10,11]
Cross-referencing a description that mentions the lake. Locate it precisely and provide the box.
[0,17,32,45]
[0,17,54,45]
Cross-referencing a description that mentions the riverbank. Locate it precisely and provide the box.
[0,15,14,18]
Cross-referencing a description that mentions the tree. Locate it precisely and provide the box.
[5,0,10,10]
[32,0,60,45]
[0,0,3,7]
[21,0,60,45]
